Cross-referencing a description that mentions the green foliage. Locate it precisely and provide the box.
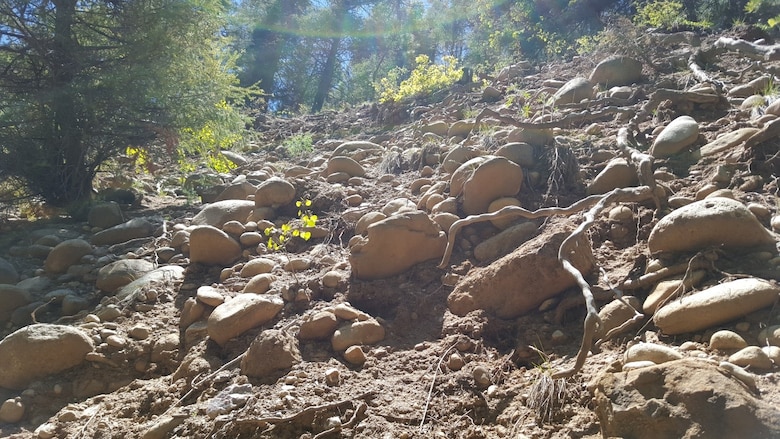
[745,0,780,29]
[376,54,462,103]
[634,1,712,30]
[264,199,318,251]
[282,133,314,157]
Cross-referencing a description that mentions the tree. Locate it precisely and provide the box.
[0,0,244,207]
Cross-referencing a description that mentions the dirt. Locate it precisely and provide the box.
[1,30,780,439]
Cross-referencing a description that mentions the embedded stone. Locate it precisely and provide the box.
[699,128,760,156]
[495,142,535,168]
[331,319,385,351]
[189,226,242,266]
[653,278,780,335]
[91,218,154,246]
[326,156,365,177]
[587,158,639,195]
[728,346,774,370]
[624,342,683,364]
[207,294,284,346]
[216,181,256,202]
[448,230,593,319]
[0,324,93,390]
[709,330,748,351]
[241,329,301,378]
[96,259,156,293]
[254,177,296,208]
[0,285,32,324]
[552,77,594,105]
[87,202,124,229]
[453,156,523,215]
[239,258,277,278]
[299,310,339,340]
[242,273,275,294]
[0,257,18,284]
[589,56,643,86]
[44,239,92,274]
[191,200,255,228]
[648,116,699,158]
[648,198,775,255]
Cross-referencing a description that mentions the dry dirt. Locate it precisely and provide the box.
[1,29,780,439]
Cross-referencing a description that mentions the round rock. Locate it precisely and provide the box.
[255,177,296,208]
[189,226,242,266]
[648,198,775,255]
[0,324,94,390]
[96,259,156,294]
[331,319,385,351]
[709,330,748,351]
[192,200,255,229]
[648,116,699,158]
[207,294,284,346]
[728,346,774,370]
[44,239,92,274]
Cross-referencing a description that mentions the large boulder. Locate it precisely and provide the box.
[448,230,593,319]
[116,265,185,301]
[590,358,780,439]
[349,210,447,280]
[44,239,92,274]
[589,56,643,86]
[87,202,124,229]
[0,285,32,324]
[552,77,594,105]
[587,158,639,195]
[254,177,296,208]
[451,156,523,215]
[96,259,157,294]
[240,329,301,378]
[0,324,93,390]
[648,197,775,255]
[0,257,19,284]
[207,294,284,346]
[191,200,254,228]
[653,278,780,335]
[189,226,242,266]
[648,116,699,158]
[91,218,155,246]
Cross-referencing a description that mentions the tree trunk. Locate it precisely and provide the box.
[311,36,342,113]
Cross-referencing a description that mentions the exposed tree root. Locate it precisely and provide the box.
[472,106,634,133]
[630,88,726,130]
[714,36,780,61]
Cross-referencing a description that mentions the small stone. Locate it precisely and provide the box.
[333,303,361,320]
[284,258,311,272]
[105,335,127,348]
[129,325,151,340]
[472,365,491,388]
[0,398,24,423]
[331,319,385,351]
[298,311,339,340]
[196,286,225,307]
[242,273,276,294]
[625,342,682,364]
[709,330,748,351]
[322,271,343,288]
[84,314,101,324]
[325,368,340,386]
[448,353,466,371]
[550,330,567,344]
[344,346,367,365]
[728,346,774,370]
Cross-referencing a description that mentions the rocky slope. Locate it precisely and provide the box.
[1,30,780,438]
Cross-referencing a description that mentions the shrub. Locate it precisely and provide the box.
[375,54,462,103]
[634,0,711,30]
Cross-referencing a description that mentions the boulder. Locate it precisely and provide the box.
[348,210,447,280]
[653,278,780,335]
[441,145,481,174]
[598,296,642,337]
[326,156,365,177]
[486,197,524,230]
[0,257,19,284]
[643,270,707,314]
[451,156,523,215]
[241,329,301,378]
[116,265,185,301]
[0,324,93,390]
[191,200,255,228]
[189,226,242,266]
[589,56,643,86]
[242,273,275,294]
[648,197,775,255]
[96,259,157,293]
[207,294,284,346]
[215,181,256,202]
[91,218,155,246]
[648,116,699,158]
[624,342,682,364]
[44,239,92,274]
[448,230,593,319]
[0,285,32,323]
[239,257,277,278]
[448,120,474,138]
[590,358,780,439]
[87,202,124,229]
[473,221,537,262]
[552,77,594,105]
[299,310,339,340]
[421,120,449,137]
[331,319,386,351]
[506,127,554,147]
[587,158,639,195]
[254,177,296,208]
[495,142,535,168]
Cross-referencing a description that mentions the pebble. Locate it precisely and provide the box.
[472,365,491,388]
[196,286,225,307]
[322,271,343,288]
[333,303,362,321]
[550,329,567,344]
[448,353,466,371]
[325,368,340,386]
[106,335,127,348]
[128,325,151,340]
